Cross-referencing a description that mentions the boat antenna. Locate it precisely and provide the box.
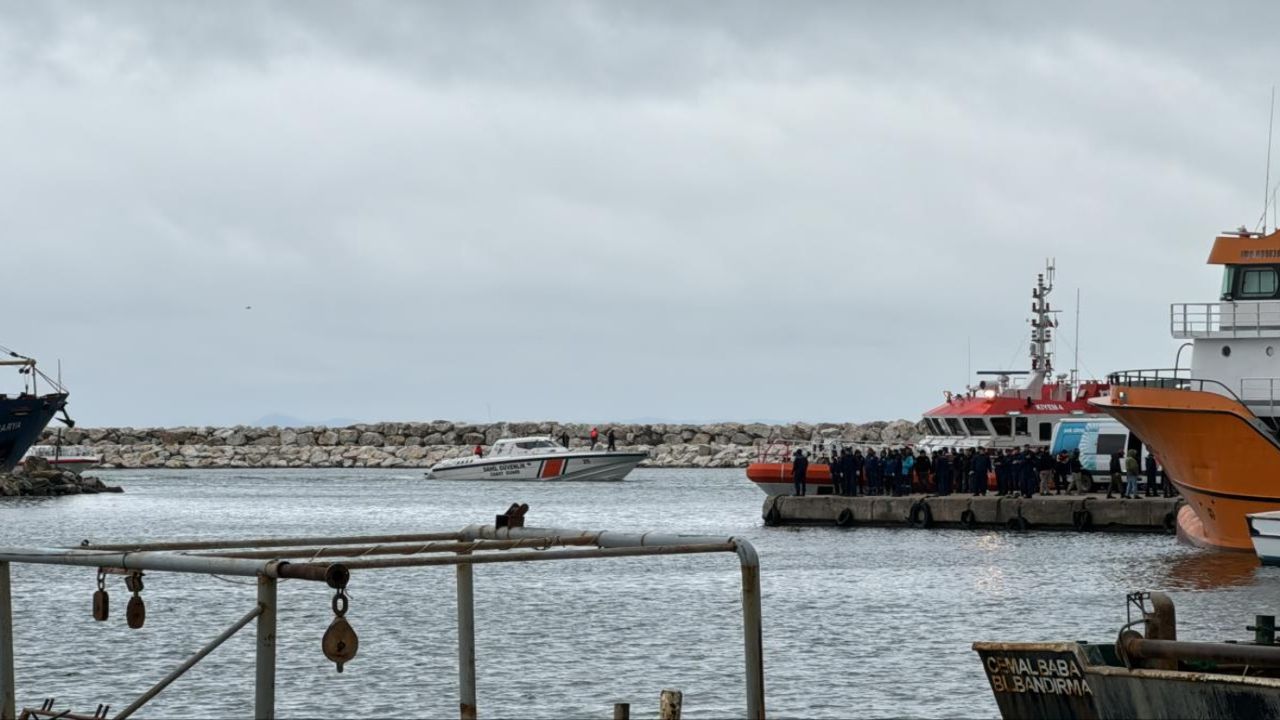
[1264,85,1275,233]
[1072,287,1081,388]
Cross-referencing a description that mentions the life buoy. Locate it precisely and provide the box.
[908,501,933,529]
[960,509,977,528]
[1007,515,1029,532]
[1072,509,1093,532]
[1162,511,1176,535]
[836,508,855,528]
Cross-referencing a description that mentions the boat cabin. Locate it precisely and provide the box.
[486,437,568,458]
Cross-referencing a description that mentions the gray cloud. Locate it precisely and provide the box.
[1,2,1277,425]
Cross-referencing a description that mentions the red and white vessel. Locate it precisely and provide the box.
[20,444,102,475]
[917,262,1109,451]
[745,262,1109,496]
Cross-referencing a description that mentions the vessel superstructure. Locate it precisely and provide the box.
[917,261,1110,452]
[1095,227,1280,551]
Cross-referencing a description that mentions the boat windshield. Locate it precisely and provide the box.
[491,439,563,457]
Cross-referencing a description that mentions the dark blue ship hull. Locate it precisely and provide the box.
[0,393,68,472]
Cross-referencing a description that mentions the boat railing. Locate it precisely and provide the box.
[1107,369,1247,403]
[1171,301,1280,338]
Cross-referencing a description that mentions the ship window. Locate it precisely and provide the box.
[964,418,991,436]
[1239,267,1279,298]
[1038,422,1052,441]
[927,418,946,434]
[990,417,1011,436]
[945,418,964,435]
[1222,266,1237,300]
[1014,417,1029,436]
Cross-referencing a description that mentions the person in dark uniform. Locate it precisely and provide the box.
[885,450,901,496]
[1144,452,1158,497]
[1054,451,1070,495]
[993,449,1007,496]
[840,448,856,496]
[954,450,969,498]
[792,449,808,496]
[606,429,617,452]
[936,449,952,495]
[1020,447,1038,498]
[971,448,990,496]
[851,449,865,495]
[1161,465,1174,498]
[827,452,841,495]
[865,450,882,495]
[915,450,933,494]
[1106,451,1122,499]
[559,431,570,448]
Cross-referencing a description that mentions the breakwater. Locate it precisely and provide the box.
[38,420,924,469]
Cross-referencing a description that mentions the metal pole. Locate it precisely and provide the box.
[255,576,277,720]
[736,543,765,720]
[113,603,263,720]
[0,562,13,720]
[457,558,477,720]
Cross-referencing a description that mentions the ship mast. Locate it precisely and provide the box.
[1026,259,1058,398]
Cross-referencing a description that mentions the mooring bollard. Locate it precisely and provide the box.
[659,689,682,720]
[613,702,630,720]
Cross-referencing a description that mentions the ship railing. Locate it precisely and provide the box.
[1171,301,1280,338]
[1106,369,1246,403]
[1240,377,1280,422]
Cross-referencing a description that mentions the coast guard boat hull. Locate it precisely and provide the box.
[0,393,68,473]
[424,437,647,481]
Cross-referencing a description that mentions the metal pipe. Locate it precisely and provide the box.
[735,542,765,720]
[1121,634,1280,668]
[113,602,263,720]
[456,556,476,720]
[255,576,277,720]
[201,536,601,560]
[79,531,467,553]
[0,562,13,720]
[339,544,738,571]
[0,548,330,583]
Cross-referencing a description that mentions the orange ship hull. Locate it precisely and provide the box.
[1093,386,1280,552]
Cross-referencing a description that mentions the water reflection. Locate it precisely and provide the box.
[1161,548,1260,590]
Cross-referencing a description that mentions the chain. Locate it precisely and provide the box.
[332,587,349,618]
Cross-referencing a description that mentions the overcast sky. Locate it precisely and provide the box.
[2,2,1277,427]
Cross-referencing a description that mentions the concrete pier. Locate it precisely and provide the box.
[762,493,1183,533]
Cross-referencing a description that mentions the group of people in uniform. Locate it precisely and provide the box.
[789,444,1174,499]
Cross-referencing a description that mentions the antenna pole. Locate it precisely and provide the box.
[1266,85,1275,233]
[966,337,971,387]
[1073,288,1081,388]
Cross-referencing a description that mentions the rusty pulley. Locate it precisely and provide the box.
[125,572,145,629]
[322,588,358,672]
[92,569,109,622]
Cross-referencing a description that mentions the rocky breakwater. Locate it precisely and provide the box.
[37,420,925,470]
[0,457,123,497]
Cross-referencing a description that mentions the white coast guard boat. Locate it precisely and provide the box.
[424,436,648,482]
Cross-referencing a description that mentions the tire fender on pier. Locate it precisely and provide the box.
[836,508,855,528]
[908,500,933,529]
[1007,515,1029,532]
[1072,509,1093,531]
[960,508,977,529]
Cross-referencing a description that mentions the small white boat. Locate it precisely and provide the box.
[424,436,647,482]
[21,444,102,475]
[1247,511,1280,565]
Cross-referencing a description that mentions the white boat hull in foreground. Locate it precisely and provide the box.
[1247,511,1280,565]
[425,451,648,482]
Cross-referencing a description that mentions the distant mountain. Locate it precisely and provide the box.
[253,413,361,428]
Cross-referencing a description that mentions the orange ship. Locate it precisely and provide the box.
[1094,227,1280,551]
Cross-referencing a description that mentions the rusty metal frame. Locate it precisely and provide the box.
[0,523,764,720]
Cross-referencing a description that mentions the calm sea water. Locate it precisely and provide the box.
[0,468,1276,719]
